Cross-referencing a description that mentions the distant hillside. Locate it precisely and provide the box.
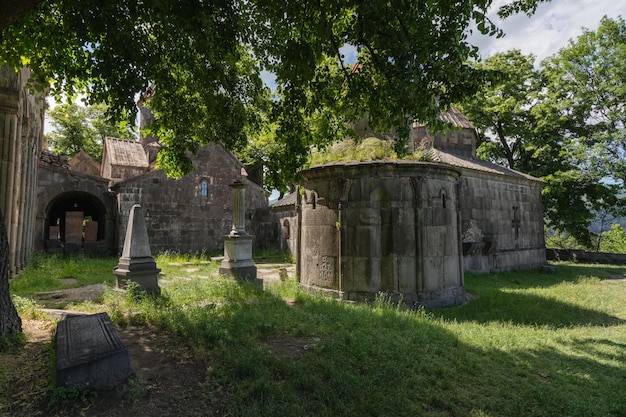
[590,215,626,234]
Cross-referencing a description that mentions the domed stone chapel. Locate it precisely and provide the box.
[277,109,545,307]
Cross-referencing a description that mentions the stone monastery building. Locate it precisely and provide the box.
[411,109,546,273]
[37,138,269,257]
[274,108,546,305]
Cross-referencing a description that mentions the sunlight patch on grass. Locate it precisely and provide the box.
[10,254,116,295]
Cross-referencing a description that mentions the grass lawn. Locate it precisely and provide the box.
[4,254,626,416]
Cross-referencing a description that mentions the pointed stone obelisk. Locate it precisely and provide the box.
[219,180,257,280]
[113,204,161,293]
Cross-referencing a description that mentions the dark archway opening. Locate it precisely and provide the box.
[45,191,107,243]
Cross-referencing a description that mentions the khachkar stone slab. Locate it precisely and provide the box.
[114,204,161,293]
[84,220,98,241]
[56,312,134,390]
[65,211,84,244]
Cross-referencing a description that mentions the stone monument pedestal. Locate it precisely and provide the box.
[114,256,161,293]
[219,234,257,280]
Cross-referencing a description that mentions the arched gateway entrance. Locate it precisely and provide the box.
[36,166,116,255]
[45,191,107,243]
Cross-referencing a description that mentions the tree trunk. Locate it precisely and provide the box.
[0,207,22,336]
[496,120,516,169]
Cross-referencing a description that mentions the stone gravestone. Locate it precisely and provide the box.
[64,211,83,254]
[47,225,62,253]
[84,220,98,241]
[113,204,161,293]
[49,225,60,240]
[83,220,100,255]
[56,312,134,390]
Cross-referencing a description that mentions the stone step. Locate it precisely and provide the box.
[56,312,134,390]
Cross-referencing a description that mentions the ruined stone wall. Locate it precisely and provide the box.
[459,170,546,272]
[0,66,44,273]
[113,142,268,254]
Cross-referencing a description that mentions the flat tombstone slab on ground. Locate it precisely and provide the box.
[56,312,134,390]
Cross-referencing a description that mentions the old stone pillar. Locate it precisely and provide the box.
[231,180,246,236]
[0,112,17,245]
[23,139,39,266]
[219,180,257,280]
[11,118,23,271]
[0,66,44,273]
[0,67,20,274]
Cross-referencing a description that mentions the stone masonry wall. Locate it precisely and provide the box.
[299,161,466,307]
[459,170,546,272]
[36,165,116,253]
[113,143,268,254]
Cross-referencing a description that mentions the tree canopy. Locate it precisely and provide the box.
[542,16,626,188]
[457,50,539,171]
[46,102,135,162]
[458,17,626,246]
[0,0,549,190]
[0,0,551,337]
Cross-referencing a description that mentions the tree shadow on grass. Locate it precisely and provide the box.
[438,289,624,327]
[201,281,626,417]
[436,265,626,328]
[86,274,626,417]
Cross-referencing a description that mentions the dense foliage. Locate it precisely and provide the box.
[0,0,549,190]
[598,224,626,253]
[45,102,135,162]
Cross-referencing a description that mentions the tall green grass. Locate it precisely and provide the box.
[9,255,626,416]
[10,254,117,295]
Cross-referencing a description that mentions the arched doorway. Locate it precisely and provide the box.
[45,191,107,248]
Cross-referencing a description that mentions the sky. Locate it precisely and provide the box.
[469,0,626,63]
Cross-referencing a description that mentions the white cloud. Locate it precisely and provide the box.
[469,0,626,64]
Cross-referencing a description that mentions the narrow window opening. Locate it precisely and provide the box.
[200,180,208,198]
[512,206,521,240]
[282,219,291,239]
